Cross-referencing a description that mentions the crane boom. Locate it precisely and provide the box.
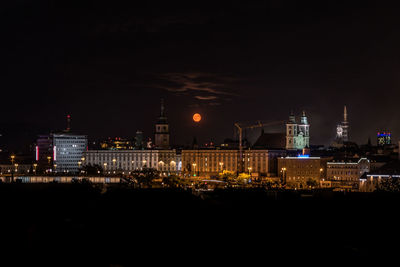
[235,120,285,173]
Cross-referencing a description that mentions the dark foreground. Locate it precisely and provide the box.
[1,184,399,265]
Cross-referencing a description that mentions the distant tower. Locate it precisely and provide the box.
[154,99,170,149]
[336,106,349,143]
[298,110,310,148]
[286,111,297,150]
[342,105,349,142]
[66,115,71,132]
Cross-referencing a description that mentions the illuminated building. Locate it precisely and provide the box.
[377,132,391,146]
[83,149,180,175]
[181,149,285,177]
[277,156,331,188]
[0,164,32,176]
[155,99,170,149]
[326,158,370,189]
[4,176,121,184]
[53,134,88,173]
[100,137,134,150]
[285,111,310,150]
[336,105,349,142]
[359,161,400,192]
[36,134,53,166]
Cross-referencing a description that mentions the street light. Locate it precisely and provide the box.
[192,163,197,176]
[14,163,19,173]
[248,166,252,175]
[320,168,324,182]
[103,162,107,173]
[33,163,38,175]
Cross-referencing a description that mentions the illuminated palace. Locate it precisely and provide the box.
[84,149,179,175]
[83,100,181,175]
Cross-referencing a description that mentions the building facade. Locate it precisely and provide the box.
[35,133,87,173]
[181,149,286,177]
[53,134,88,173]
[377,132,391,146]
[326,158,370,188]
[277,156,331,188]
[286,111,310,150]
[83,149,180,175]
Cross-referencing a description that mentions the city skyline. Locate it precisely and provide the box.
[2,2,400,149]
[2,2,400,263]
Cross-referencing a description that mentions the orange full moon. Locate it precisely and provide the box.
[193,113,202,122]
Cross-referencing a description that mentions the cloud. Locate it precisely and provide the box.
[157,72,237,98]
[194,95,218,100]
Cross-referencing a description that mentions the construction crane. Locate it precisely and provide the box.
[234,120,285,173]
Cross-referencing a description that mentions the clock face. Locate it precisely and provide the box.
[337,126,343,136]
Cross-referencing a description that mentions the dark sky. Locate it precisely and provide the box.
[2,1,400,151]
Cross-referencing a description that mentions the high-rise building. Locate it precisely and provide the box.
[35,115,88,173]
[336,105,349,142]
[285,111,310,150]
[377,132,391,146]
[154,99,170,149]
[53,134,88,173]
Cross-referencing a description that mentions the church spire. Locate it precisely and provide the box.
[160,98,165,117]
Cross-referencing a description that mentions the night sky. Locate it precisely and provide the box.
[2,1,400,151]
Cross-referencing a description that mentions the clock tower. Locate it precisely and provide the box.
[155,99,170,149]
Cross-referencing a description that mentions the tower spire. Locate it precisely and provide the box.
[160,98,165,117]
[66,114,71,132]
[344,105,347,122]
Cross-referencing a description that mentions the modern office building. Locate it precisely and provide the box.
[53,134,88,173]
[277,155,331,188]
[285,111,310,150]
[83,149,180,175]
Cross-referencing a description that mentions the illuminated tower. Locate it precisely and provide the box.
[286,111,310,150]
[66,114,71,132]
[336,106,349,142]
[154,99,170,149]
[341,106,349,142]
[286,111,297,150]
[298,110,310,148]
